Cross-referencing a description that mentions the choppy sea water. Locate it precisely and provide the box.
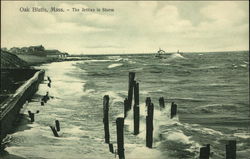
[2,51,250,159]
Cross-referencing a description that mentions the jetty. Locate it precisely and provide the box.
[102,72,238,159]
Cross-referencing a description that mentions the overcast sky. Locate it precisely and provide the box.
[1,1,249,54]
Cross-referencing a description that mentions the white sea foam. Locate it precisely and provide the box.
[165,130,191,144]
[108,63,123,68]
[84,59,113,63]
[169,53,185,59]
[121,103,201,154]
[127,146,166,159]
[124,103,180,142]
[107,56,121,60]
[63,126,88,135]
[115,58,123,62]
[102,91,124,104]
[240,64,247,68]
[234,133,250,139]
[140,90,149,95]
[162,63,171,65]
[107,56,124,62]
[182,123,223,136]
[202,127,223,136]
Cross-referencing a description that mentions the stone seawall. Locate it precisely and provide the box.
[0,69,45,147]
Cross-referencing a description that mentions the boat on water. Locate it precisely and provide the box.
[155,48,179,58]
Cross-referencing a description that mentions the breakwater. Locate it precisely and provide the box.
[0,69,45,148]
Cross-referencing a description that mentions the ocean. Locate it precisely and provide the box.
[2,51,250,159]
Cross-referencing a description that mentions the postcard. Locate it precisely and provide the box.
[1,1,249,159]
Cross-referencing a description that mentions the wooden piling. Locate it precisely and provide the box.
[116,117,125,159]
[226,140,236,159]
[133,82,140,135]
[55,120,60,132]
[146,103,154,148]
[28,111,34,122]
[103,95,110,144]
[50,126,59,137]
[47,76,51,83]
[42,92,50,103]
[145,97,151,107]
[199,144,210,159]
[159,97,165,110]
[206,144,210,156]
[171,102,177,119]
[109,143,114,154]
[128,72,135,110]
[124,98,129,118]
[30,113,34,122]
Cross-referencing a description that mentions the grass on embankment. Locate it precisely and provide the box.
[16,55,60,66]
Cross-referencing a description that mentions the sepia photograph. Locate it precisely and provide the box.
[0,1,249,159]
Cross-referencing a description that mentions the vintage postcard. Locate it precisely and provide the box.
[1,1,249,159]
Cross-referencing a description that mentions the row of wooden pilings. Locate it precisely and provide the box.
[102,72,177,159]
[26,76,61,138]
[103,72,237,159]
[199,140,236,159]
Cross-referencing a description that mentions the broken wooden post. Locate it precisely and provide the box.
[159,97,165,110]
[55,120,60,132]
[146,102,154,148]
[42,92,50,103]
[145,97,151,107]
[226,140,236,159]
[128,72,135,110]
[109,143,114,154]
[28,111,35,122]
[134,82,140,135]
[171,102,177,119]
[116,117,125,159]
[41,101,44,106]
[47,76,52,83]
[30,113,34,122]
[206,144,210,156]
[103,95,110,144]
[124,98,129,118]
[199,144,210,159]
[50,126,59,137]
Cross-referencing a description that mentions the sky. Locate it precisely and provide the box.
[1,1,249,54]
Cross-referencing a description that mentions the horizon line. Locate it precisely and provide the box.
[69,50,249,56]
[1,46,248,55]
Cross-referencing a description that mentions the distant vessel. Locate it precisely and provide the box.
[155,48,177,58]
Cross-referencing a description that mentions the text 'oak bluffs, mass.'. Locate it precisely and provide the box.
[19,6,115,13]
